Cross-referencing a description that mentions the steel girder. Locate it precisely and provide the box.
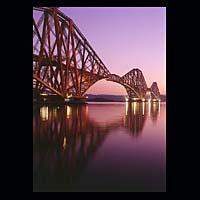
[150,82,160,100]
[121,68,148,99]
[33,7,161,100]
[107,68,148,99]
[33,7,110,98]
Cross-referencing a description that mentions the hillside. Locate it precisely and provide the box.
[86,94,166,102]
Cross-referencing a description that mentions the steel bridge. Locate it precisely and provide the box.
[33,7,161,103]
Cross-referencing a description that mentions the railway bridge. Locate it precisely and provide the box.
[33,7,160,103]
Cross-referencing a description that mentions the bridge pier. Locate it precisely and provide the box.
[33,8,161,105]
[126,97,160,102]
[33,94,66,104]
[33,93,88,105]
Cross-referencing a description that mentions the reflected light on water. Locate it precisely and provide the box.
[148,101,151,116]
[133,102,137,115]
[86,106,88,115]
[66,106,71,118]
[125,102,128,116]
[153,102,159,112]
[146,101,161,122]
[63,136,67,149]
[53,108,57,117]
[33,102,165,192]
[142,102,145,116]
[40,106,48,121]
[76,108,79,117]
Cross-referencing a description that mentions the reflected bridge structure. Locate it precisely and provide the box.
[33,102,160,191]
[33,7,161,104]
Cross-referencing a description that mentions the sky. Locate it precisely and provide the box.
[34,7,166,95]
[60,7,166,95]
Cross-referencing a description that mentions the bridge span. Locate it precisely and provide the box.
[33,7,161,103]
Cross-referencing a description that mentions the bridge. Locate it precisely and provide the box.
[33,7,161,104]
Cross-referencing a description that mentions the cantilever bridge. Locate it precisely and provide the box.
[33,7,160,103]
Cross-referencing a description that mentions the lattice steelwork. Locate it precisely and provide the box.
[107,68,148,100]
[33,7,110,99]
[150,82,160,100]
[33,7,161,102]
[121,68,148,99]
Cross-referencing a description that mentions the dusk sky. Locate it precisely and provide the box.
[60,7,166,95]
[34,7,166,95]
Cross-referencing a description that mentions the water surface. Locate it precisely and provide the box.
[33,102,166,192]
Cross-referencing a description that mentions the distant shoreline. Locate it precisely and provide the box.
[86,94,166,102]
[87,99,166,102]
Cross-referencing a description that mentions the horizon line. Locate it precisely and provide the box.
[85,93,166,96]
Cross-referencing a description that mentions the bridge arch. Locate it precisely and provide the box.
[106,68,149,101]
[33,7,110,99]
[33,7,161,103]
[84,78,127,96]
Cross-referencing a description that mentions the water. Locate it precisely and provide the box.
[33,102,166,192]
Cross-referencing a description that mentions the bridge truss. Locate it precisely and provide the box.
[107,69,160,101]
[33,7,110,100]
[149,82,160,100]
[33,7,161,102]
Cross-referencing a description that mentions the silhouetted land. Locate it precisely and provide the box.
[87,98,115,102]
[86,94,166,102]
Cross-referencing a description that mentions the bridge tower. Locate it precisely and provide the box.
[33,7,162,104]
[33,7,110,104]
[149,82,161,101]
[107,68,148,102]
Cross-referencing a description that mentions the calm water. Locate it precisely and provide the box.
[33,102,166,192]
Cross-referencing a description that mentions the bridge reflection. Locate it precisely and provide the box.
[33,102,160,191]
[124,102,146,136]
[124,101,160,135]
[150,101,160,122]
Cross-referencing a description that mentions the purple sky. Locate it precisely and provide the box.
[60,7,166,95]
[34,7,166,95]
